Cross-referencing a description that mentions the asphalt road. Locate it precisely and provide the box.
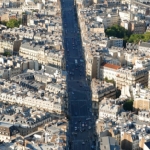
[60,0,97,150]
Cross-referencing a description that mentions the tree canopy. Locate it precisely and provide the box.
[105,25,150,45]
[104,77,115,86]
[3,51,12,57]
[105,25,130,39]
[128,32,150,43]
[123,100,133,111]
[6,19,21,28]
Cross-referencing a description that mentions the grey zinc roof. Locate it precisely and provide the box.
[45,65,60,75]
[21,42,45,51]
[140,42,150,48]
[100,136,120,150]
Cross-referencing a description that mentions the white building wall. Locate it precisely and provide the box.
[144,144,150,150]
[0,93,63,113]
[100,68,117,80]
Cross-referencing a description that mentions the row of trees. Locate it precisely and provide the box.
[128,32,150,43]
[1,19,21,28]
[105,25,150,45]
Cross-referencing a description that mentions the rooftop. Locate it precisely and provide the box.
[102,63,121,70]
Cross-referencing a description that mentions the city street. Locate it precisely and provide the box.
[60,0,96,149]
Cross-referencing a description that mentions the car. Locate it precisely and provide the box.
[82,142,85,145]
[86,117,91,121]
[72,132,77,135]
[74,127,77,131]
[91,145,94,149]
[88,126,91,129]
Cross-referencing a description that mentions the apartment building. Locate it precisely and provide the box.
[108,47,127,66]
[121,0,132,4]
[128,21,146,34]
[0,102,67,146]
[46,50,65,69]
[134,57,150,70]
[121,124,150,150]
[0,66,66,114]
[97,114,150,150]
[119,10,134,21]
[101,13,121,29]
[89,21,105,33]
[0,88,64,114]
[0,67,21,79]
[22,1,43,11]
[138,110,150,122]
[45,83,65,94]
[121,130,139,150]
[0,34,22,54]
[99,136,120,150]
[99,99,124,119]
[121,20,129,30]
[109,128,121,146]
[19,42,45,63]
[126,43,139,50]
[0,56,38,79]
[2,27,35,40]
[132,83,150,111]
[0,12,17,22]
[91,79,116,113]
[34,73,52,84]
[85,50,103,80]
[100,63,121,81]
[0,123,19,142]
[139,42,150,55]
[116,67,148,89]
[19,41,65,69]
[107,37,123,48]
